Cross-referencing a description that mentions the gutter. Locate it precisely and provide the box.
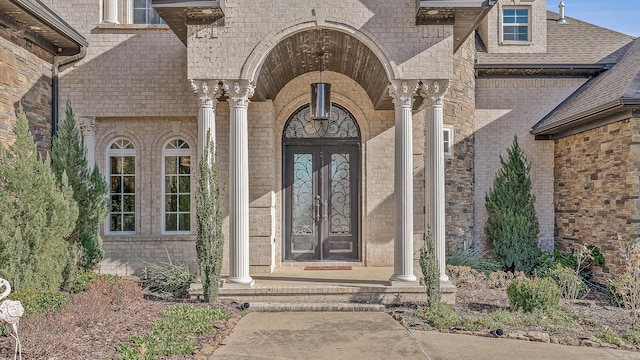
[52,45,86,141]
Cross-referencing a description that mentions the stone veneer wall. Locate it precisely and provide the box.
[0,27,54,156]
[442,36,476,252]
[554,118,640,281]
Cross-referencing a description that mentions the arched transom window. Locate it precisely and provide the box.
[107,138,136,233]
[283,104,360,140]
[163,139,192,232]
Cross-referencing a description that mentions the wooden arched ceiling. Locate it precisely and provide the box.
[252,29,394,110]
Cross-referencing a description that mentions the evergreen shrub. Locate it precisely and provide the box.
[420,229,440,307]
[507,277,560,312]
[0,106,78,291]
[9,288,70,315]
[485,136,540,274]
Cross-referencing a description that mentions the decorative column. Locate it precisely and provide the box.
[388,80,420,286]
[103,0,118,24]
[421,80,451,283]
[190,80,222,157]
[223,80,255,287]
[78,117,96,169]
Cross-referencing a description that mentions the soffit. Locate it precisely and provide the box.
[152,0,223,45]
[417,0,496,52]
[0,0,86,55]
[253,29,396,110]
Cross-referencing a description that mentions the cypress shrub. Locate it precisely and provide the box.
[420,229,440,307]
[0,105,78,291]
[485,136,541,274]
[196,131,225,302]
[52,102,108,281]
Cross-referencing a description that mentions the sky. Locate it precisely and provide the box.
[547,0,639,37]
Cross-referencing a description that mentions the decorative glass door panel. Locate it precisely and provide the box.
[284,145,359,261]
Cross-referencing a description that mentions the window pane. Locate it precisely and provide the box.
[134,0,146,8]
[149,10,163,24]
[165,156,177,174]
[165,214,177,231]
[166,195,177,212]
[111,157,122,174]
[503,9,515,16]
[124,156,135,174]
[123,214,135,232]
[134,9,146,24]
[111,176,121,193]
[515,9,528,17]
[110,214,121,231]
[179,213,190,231]
[179,156,191,174]
[111,195,122,212]
[178,176,190,193]
[179,194,190,212]
[166,175,177,193]
[124,195,135,212]
[123,176,135,193]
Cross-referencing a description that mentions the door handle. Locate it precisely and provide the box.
[314,195,321,222]
[322,200,328,221]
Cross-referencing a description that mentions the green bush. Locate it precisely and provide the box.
[539,246,604,279]
[605,281,625,307]
[142,254,195,299]
[9,288,70,315]
[546,265,587,300]
[0,106,78,291]
[418,302,460,329]
[420,230,440,307]
[485,136,541,275]
[446,247,502,274]
[507,277,560,312]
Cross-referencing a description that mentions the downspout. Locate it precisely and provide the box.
[52,45,86,143]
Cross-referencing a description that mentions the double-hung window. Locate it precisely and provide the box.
[443,128,453,157]
[108,139,136,233]
[133,0,164,24]
[502,8,529,41]
[163,139,192,233]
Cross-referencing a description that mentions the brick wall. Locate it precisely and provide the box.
[0,28,54,156]
[475,77,585,252]
[188,0,454,81]
[554,118,640,281]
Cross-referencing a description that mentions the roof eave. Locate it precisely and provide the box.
[531,100,625,136]
[9,0,87,51]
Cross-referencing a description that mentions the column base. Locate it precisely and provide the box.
[440,279,457,305]
[223,278,255,289]
[389,274,419,287]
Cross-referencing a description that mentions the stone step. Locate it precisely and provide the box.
[191,285,447,305]
[246,302,387,312]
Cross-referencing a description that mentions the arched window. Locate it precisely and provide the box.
[107,138,136,233]
[163,139,192,232]
[283,103,360,140]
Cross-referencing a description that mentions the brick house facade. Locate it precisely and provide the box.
[2,0,637,284]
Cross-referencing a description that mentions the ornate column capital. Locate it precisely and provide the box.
[388,80,419,108]
[190,79,222,108]
[420,79,450,107]
[223,80,255,108]
[78,117,96,137]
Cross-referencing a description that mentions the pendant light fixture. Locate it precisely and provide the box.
[310,30,331,121]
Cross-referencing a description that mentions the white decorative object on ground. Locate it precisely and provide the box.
[0,278,24,360]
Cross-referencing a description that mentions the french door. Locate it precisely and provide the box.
[284,144,359,261]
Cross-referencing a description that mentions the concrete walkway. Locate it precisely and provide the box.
[211,312,640,360]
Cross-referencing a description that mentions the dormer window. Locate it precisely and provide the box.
[502,8,529,41]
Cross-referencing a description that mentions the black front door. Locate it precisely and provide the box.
[284,144,359,261]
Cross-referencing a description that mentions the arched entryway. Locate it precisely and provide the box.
[282,103,361,261]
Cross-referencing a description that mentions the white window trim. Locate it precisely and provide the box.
[161,139,194,235]
[443,127,453,157]
[501,6,531,43]
[106,139,137,235]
